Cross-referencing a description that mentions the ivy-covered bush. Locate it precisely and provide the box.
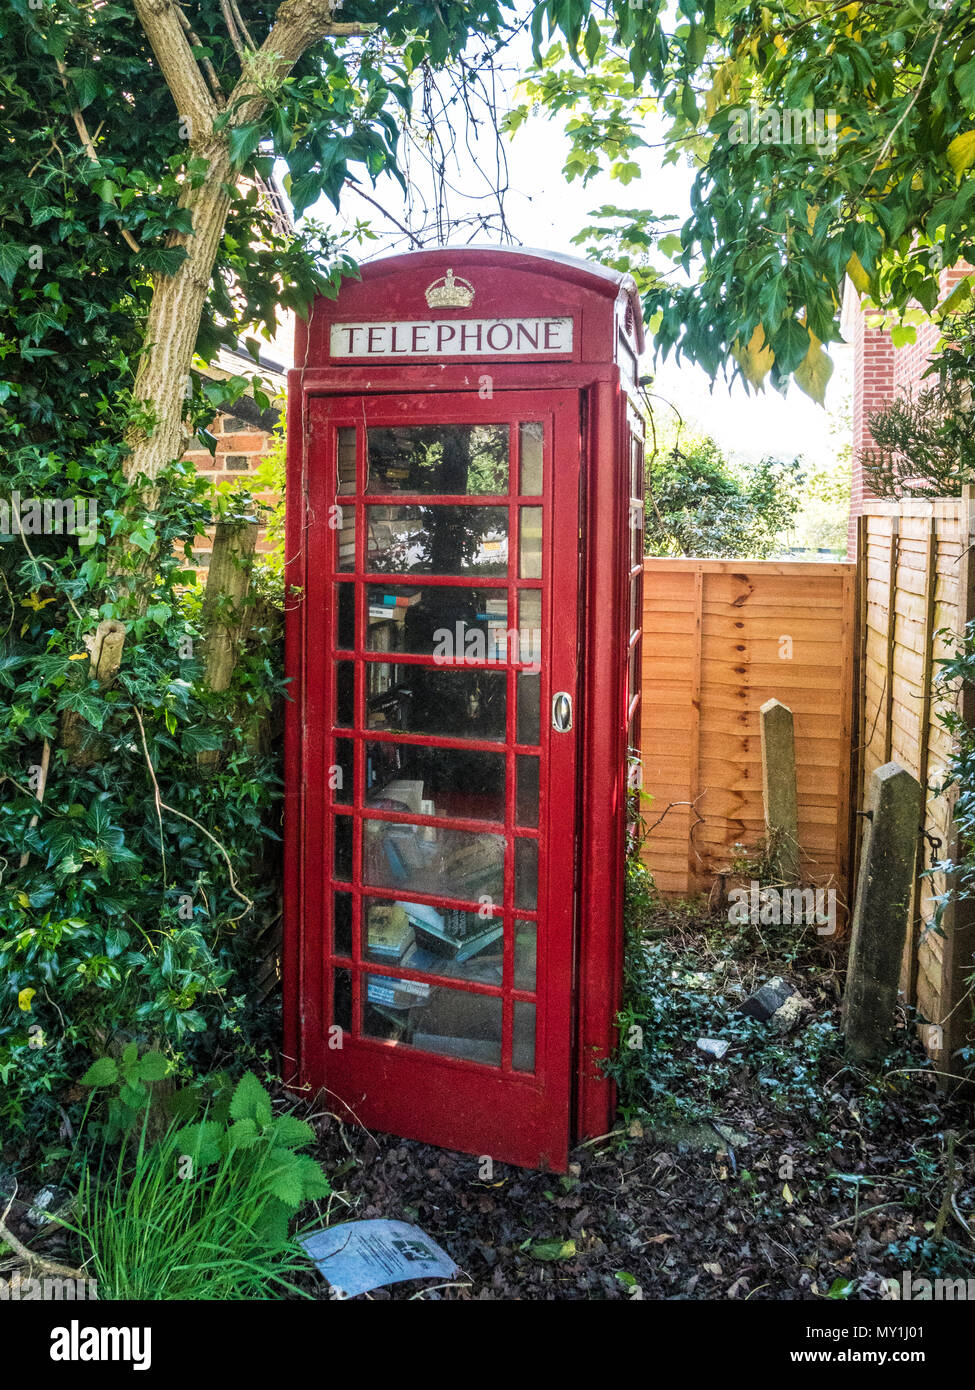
[0,470,288,1142]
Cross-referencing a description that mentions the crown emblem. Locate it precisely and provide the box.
[424,268,475,309]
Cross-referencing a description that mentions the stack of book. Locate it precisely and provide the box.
[368,589,421,621]
[396,898,503,963]
[366,975,432,1010]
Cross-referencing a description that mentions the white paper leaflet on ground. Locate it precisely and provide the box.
[300,1218,459,1297]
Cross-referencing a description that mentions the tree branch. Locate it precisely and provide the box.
[132,0,219,141]
[227,0,376,124]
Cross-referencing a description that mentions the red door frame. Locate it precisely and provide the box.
[286,388,581,1171]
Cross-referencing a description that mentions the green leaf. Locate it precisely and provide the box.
[228,124,262,170]
[81,1056,118,1087]
[135,1050,169,1081]
[120,1080,148,1109]
[0,242,27,290]
[181,726,224,754]
[175,1120,223,1169]
[528,1238,576,1261]
[71,67,99,111]
[225,1118,259,1150]
[267,1151,306,1207]
[269,1114,315,1150]
[229,1070,271,1125]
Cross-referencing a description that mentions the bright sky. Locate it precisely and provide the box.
[299,31,852,475]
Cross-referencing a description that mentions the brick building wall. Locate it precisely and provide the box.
[848,262,973,555]
[181,410,280,569]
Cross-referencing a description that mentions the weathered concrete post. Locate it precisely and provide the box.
[760,698,800,884]
[842,761,923,1063]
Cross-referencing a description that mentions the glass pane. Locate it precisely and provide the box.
[336,583,356,650]
[334,968,352,1032]
[519,507,543,579]
[516,671,540,744]
[630,500,643,567]
[333,738,353,804]
[629,576,640,635]
[367,667,506,741]
[336,503,355,571]
[366,742,505,822]
[333,891,352,957]
[334,815,353,881]
[518,589,542,669]
[515,838,538,910]
[363,898,504,983]
[366,506,508,575]
[514,920,536,991]
[363,976,503,1065]
[519,422,543,495]
[336,661,355,727]
[363,820,504,903]
[513,1000,536,1072]
[367,585,508,660]
[516,755,539,827]
[367,425,509,495]
[336,427,356,495]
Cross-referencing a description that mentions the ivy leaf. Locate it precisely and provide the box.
[0,242,27,289]
[71,67,99,111]
[181,726,224,753]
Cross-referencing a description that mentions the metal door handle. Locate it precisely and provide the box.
[552,691,573,732]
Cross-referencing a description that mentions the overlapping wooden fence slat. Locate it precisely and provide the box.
[858,497,975,1064]
[640,558,856,901]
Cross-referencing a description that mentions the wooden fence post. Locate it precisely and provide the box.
[843,761,923,1063]
[760,698,800,884]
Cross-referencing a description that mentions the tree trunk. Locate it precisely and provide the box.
[124,140,233,488]
[124,0,371,492]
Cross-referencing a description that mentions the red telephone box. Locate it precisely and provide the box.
[283,247,645,1172]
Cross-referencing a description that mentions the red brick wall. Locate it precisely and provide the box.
[181,411,279,568]
[848,262,973,556]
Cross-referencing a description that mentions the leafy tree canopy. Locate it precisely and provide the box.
[645,429,804,557]
[512,0,975,399]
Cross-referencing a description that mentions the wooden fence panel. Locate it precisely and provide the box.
[640,558,856,901]
[858,496,975,1064]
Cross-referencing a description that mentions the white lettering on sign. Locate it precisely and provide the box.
[329,318,573,358]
